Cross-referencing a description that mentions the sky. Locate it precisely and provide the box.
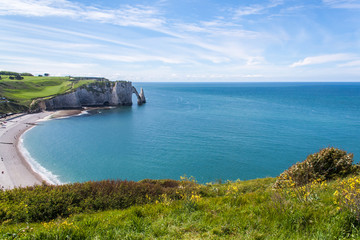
[0,0,359,82]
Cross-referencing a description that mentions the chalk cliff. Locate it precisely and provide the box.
[42,81,145,110]
[132,87,146,105]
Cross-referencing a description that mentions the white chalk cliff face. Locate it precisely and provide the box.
[44,81,144,110]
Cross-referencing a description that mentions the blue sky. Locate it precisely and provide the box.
[0,0,359,82]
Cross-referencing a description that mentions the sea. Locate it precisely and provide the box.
[21,82,360,184]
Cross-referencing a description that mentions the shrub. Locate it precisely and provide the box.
[334,176,360,222]
[0,179,199,223]
[20,73,33,76]
[275,147,356,188]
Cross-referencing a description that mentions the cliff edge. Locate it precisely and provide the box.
[40,81,145,110]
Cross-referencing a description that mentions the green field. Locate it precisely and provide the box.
[0,73,97,114]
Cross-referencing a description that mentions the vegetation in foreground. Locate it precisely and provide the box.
[1,147,360,239]
[0,71,97,114]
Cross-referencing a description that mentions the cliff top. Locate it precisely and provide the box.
[0,72,119,114]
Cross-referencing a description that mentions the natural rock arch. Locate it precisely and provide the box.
[132,87,146,105]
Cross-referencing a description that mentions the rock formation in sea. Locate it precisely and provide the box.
[132,87,146,105]
[39,81,145,110]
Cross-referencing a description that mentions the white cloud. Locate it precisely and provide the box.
[0,55,95,69]
[0,35,99,50]
[323,0,360,9]
[243,74,264,78]
[0,0,165,29]
[290,54,356,67]
[0,1,271,68]
[246,57,266,66]
[0,0,79,17]
[233,0,283,17]
[0,20,143,49]
[80,53,185,64]
[175,22,260,39]
[2,0,358,81]
[338,60,360,67]
[235,6,264,17]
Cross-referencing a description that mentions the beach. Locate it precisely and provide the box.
[0,110,82,189]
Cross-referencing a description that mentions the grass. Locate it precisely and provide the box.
[1,176,360,239]
[0,74,97,113]
[6,81,72,100]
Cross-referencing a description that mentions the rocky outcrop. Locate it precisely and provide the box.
[42,81,145,110]
[132,87,146,105]
[139,88,146,104]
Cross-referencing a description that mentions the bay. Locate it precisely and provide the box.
[22,82,360,184]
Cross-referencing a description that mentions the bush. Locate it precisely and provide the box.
[0,71,19,75]
[334,176,360,222]
[20,72,33,76]
[275,147,356,188]
[0,179,199,223]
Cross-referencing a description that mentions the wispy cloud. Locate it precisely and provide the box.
[338,60,360,67]
[323,0,360,9]
[290,53,356,67]
[0,35,99,50]
[0,0,165,29]
[0,0,79,17]
[0,56,95,69]
[79,53,186,64]
[0,19,143,49]
[233,0,283,17]
[0,0,275,67]
[0,0,358,81]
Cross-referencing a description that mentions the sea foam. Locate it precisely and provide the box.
[19,133,62,185]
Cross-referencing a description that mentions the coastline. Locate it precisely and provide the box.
[0,110,82,189]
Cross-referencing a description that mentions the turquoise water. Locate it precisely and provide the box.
[23,82,360,184]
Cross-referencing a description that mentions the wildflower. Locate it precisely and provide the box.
[190,191,201,202]
[334,176,360,220]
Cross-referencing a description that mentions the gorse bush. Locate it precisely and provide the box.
[0,179,198,223]
[275,147,356,188]
[273,177,328,205]
[334,176,360,222]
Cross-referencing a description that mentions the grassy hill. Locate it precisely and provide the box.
[0,176,359,239]
[0,73,96,114]
[0,148,360,239]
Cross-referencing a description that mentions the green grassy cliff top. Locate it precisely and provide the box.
[0,148,359,239]
[0,72,100,114]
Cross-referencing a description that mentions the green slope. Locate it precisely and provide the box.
[0,73,97,114]
[0,176,359,239]
[1,148,358,239]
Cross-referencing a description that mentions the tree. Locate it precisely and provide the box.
[20,72,33,76]
[0,71,19,75]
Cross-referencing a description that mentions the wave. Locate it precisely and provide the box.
[19,132,62,185]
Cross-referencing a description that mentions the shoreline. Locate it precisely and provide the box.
[0,110,83,189]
